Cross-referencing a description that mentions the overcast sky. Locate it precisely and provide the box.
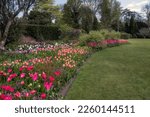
[55,0,150,13]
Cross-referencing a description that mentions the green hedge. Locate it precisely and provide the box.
[26,25,60,41]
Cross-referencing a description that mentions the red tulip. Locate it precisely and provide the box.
[19,67,24,72]
[49,76,55,82]
[27,66,34,71]
[41,93,47,99]
[0,94,6,100]
[54,70,61,76]
[0,85,14,92]
[42,72,47,80]
[4,96,12,100]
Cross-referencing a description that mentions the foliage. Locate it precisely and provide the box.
[62,0,82,28]
[59,24,81,40]
[139,28,150,38]
[79,29,128,50]
[143,2,150,27]
[25,11,60,40]
[79,29,122,46]
[121,9,144,38]
[62,0,99,33]
[80,6,95,33]
[26,25,60,41]
[120,32,131,39]
[0,0,36,49]
[34,0,62,23]
[99,0,121,29]
[7,20,26,43]
[79,31,104,46]
[98,29,121,39]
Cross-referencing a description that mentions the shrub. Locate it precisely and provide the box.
[59,24,81,41]
[25,10,61,41]
[138,28,150,38]
[99,29,121,39]
[79,31,104,45]
[120,32,131,39]
[26,25,60,41]
[78,34,90,46]
[79,30,122,46]
[98,29,110,38]
[7,20,26,44]
[109,31,121,39]
[89,31,105,41]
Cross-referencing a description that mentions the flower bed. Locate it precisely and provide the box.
[0,46,89,100]
[0,39,128,100]
[87,39,128,50]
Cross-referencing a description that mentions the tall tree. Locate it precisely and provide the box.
[143,3,150,28]
[80,5,94,33]
[62,0,82,28]
[129,15,137,36]
[121,9,143,36]
[99,0,121,29]
[81,0,102,15]
[81,0,101,31]
[99,0,111,28]
[110,0,121,31]
[34,0,61,23]
[0,0,35,50]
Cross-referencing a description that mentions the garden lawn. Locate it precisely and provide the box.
[66,39,150,100]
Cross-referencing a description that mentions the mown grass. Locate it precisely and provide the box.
[65,39,150,100]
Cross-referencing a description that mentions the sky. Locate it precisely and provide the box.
[55,0,150,13]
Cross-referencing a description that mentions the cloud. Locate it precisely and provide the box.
[126,0,149,12]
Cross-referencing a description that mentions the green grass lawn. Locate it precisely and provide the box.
[65,39,150,100]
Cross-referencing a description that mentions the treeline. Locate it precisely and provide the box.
[0,0,150,49]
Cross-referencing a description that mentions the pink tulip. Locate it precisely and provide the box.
[7,68,12,73]
[30,72,38,81]
[20,73,26,78]
[30,90,36,95]
[7,73,17,82]
[20,81,25,85]
[44,82,53,91]
[19,67,23,71]
[42,72,47,80]
[14,92,21,98]
[54,70,61,76]
[25,92,30,98]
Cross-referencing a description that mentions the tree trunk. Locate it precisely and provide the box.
[0,20,12,50]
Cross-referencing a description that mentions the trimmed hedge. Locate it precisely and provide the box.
[26,25,60,41]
